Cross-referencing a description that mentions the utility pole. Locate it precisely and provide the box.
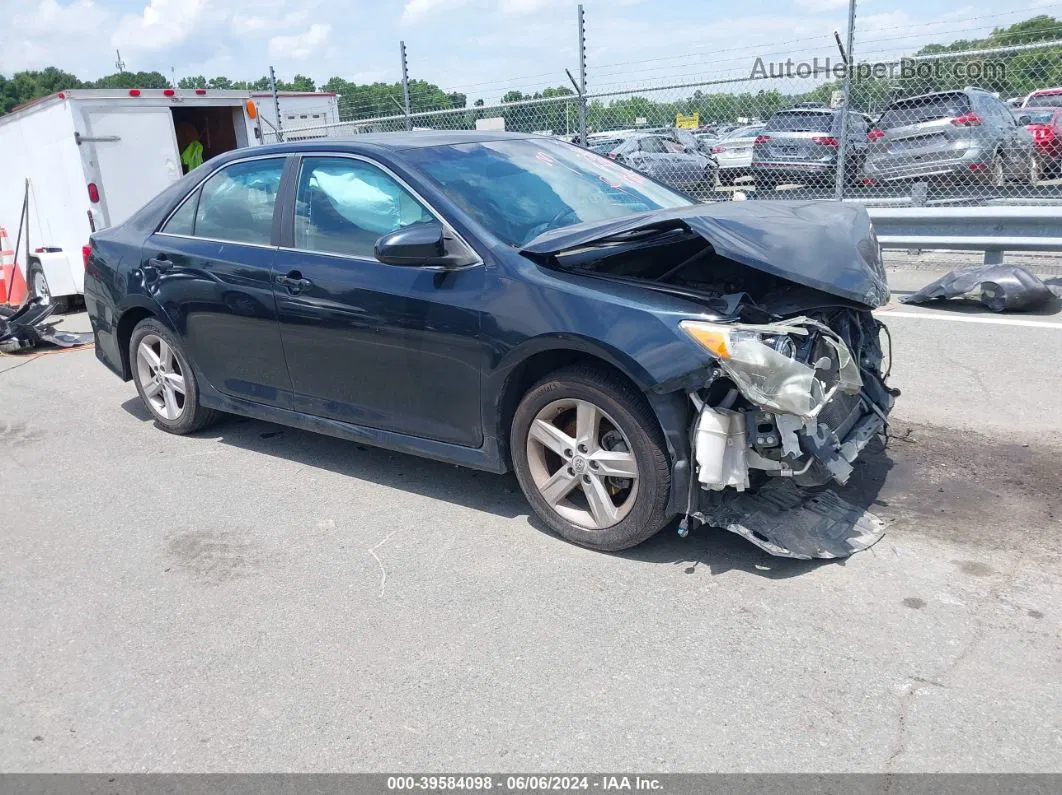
[577,4,587,145]
[400,41,412,131]
[269,65,284,142]
[833,0,857,200]
[115,49,126,73]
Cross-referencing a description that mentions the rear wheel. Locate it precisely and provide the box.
[27,262,68,312]
[989,152,1006,187]
[510,365,672,552]
[130,318,219,434]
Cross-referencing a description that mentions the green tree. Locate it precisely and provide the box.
[177,75,207,89]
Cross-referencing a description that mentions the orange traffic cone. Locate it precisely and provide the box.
[0,226,28,306]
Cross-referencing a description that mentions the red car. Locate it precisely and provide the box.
[1018,107,1062,176]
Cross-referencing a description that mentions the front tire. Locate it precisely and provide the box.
[510,365,672,552]
[129,318,219,434]
[28,262,68,312]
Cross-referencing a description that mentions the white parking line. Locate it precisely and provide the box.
[874,309,1062,329]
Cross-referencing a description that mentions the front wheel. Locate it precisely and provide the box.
[27,262,68,312]
[510,365,673,552]
[130,318,219,434]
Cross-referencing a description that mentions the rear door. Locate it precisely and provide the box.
[83,106,182,227]
[146,155,293,409]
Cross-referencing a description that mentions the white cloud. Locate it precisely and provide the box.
[112,0,208,52]
[401,0,472,25]
[14,0,110,35]
[232,9,309,35]
[268,23,332,60]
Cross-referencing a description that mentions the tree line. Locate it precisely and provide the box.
[2,14,1058,128]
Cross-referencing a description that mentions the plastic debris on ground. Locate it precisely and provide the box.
[0,299,94,353]
[899,265,1061,313]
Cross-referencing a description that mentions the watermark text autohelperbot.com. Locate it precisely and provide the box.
[750,57,1007,82]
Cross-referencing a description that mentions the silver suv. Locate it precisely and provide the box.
[863,87,1037,186]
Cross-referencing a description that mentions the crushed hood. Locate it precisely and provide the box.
[520,201,889,308]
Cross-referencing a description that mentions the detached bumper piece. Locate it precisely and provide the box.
[0,299,93,353]
[696,479,885,560]
[900,265,1061,313]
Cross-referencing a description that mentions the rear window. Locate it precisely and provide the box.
[589,138,622,154]
[764,111,834,133]
[1024,91,1062,108]
[878,93,970,129]
[726,125,764,139]
[1024,110,1058,124]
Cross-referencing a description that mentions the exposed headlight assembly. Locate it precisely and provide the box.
[680,318,862,420]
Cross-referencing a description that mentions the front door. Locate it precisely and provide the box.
[147,156,293,408]
[272,154,485,447]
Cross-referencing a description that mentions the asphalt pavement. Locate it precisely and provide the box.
[1,264,1060,773]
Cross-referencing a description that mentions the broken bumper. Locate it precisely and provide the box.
[681,314,894,558]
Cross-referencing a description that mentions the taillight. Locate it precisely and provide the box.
[754,135,770,145]
[951,112,982,126]
[163,88,175,97]
[82,245,91,269]
[812,136,840,147]
[1032,126,1055,144]
[711,145,726,154]
[128,89,141,97]
[867,128,885,142]
[87,182,100,203]
[195,88,207,95]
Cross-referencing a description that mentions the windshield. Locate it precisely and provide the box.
[404,138,694,247]
[765,111,834,133]
[878,93,970,128]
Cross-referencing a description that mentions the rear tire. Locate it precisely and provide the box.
[129,318,219,435]
[27,262,68,312]
[510,364,673,552]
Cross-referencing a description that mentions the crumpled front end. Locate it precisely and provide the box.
[683,307,896,559]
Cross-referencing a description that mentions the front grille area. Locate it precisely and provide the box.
[818,391,863,439]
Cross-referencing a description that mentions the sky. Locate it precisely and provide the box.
[1,0,1059,105]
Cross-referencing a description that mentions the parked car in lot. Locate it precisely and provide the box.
[84,131,894,557]
[1021,87,1062,108]
[750,107,868,193]
[863,88,1038,186]
[594,132,718,195]
[1014,106,1062,177]
[711,124,765,184]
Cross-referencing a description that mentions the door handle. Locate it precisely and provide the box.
[277,271,313,294]
[148,255,173,273]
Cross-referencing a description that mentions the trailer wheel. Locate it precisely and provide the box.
[27,261,68,312]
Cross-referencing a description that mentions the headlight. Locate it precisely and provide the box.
[680,319,860,419]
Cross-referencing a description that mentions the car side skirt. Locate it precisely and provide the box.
[198,389,507,474]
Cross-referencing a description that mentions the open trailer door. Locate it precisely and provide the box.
[81,106,182,227]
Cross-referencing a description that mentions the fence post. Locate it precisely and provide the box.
[400,41,413,132]
[577,4,587,145]
[268,65,284,142]
[833,0,857,200]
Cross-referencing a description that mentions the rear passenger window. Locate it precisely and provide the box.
[293,156,434,259]
[193,158,284,245]
[162,190,198,235]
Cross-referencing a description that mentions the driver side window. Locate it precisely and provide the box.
[294,156,434,259]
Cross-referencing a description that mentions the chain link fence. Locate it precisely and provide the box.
[263,11,1062,208]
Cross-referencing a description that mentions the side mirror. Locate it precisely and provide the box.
[374,221,477,268]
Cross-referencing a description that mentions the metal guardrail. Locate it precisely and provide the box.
[867,207,1062,265]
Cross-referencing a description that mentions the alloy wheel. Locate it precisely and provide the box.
[525,398,639,530]
[136,334,187,421]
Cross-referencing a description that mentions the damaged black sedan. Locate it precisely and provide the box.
[84,131,895,559]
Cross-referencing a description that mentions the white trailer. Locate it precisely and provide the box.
[0,89,263,307]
